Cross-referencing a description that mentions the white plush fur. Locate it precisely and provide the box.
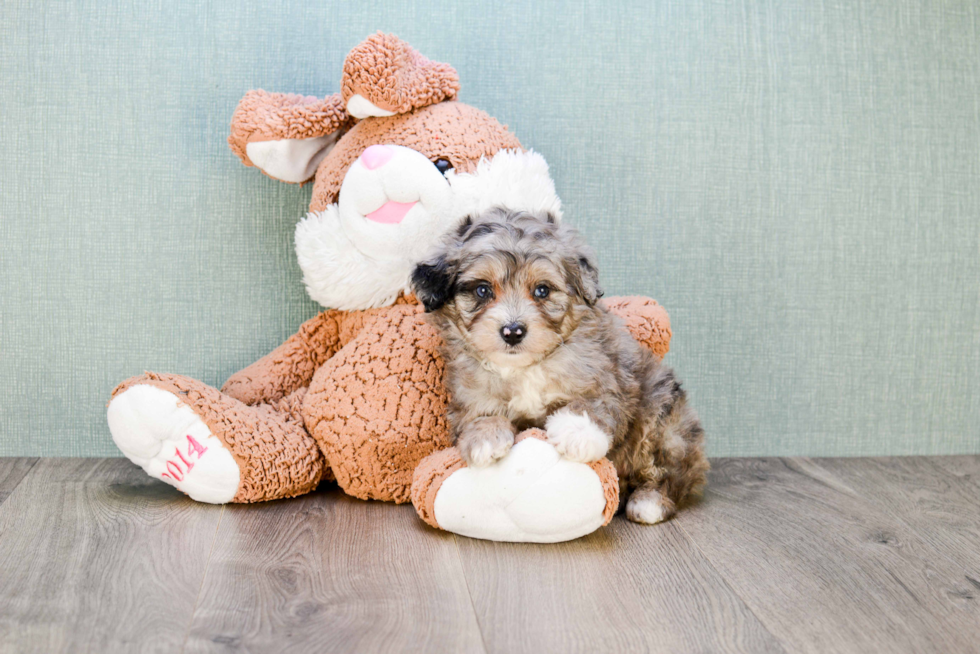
[346,94,397,119]
[107,384,240,503]
[296,204,413,309]
[433,437,607,543]
[545,408,611,463]
[448,149,563,220]
[295,148,563,310]
[337,145,457,255]
[296,145,456,310]
[246,134,339,184]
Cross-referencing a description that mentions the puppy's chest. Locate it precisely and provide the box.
[493,365,569,421]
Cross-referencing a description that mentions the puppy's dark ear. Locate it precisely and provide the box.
[559,223,603,306]
[411,256,456,312]
[575,253,603,306]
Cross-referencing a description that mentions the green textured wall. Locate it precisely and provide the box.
[1,1,978,457]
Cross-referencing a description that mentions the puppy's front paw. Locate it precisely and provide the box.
[545,409,610,463]
[457,417,516,468]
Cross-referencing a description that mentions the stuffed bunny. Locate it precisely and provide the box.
[107,34,671,541]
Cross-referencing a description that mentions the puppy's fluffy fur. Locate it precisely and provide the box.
[412,209,708,524]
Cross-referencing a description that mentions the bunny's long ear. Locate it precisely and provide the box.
[341,32,460,119]
[228,91,353,184]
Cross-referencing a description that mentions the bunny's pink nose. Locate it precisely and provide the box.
[359,144,394,170]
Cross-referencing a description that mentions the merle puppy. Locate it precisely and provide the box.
[411,209,707,524]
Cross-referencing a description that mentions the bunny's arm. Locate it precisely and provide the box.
[228,90,353,184]
[221,309,369,406]
[601,296,672,360]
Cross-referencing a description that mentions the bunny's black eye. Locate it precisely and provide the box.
[475,283,492,299]
[433,158,454,175]
[533,284,550,299]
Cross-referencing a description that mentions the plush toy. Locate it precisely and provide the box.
[106,33,672,543]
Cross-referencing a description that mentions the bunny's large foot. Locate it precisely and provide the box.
[411,430,619,543]
[108,373,326,503]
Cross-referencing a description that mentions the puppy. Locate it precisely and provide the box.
[411,209,708,524]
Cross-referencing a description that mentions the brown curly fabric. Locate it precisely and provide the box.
[603,296,672,360]
[111,372,327,502]
[227,90,353,175]
[341,32,459,115]
[309,102,523,212]
[225,35,519,213]
[590,457,621,527]
[259,387,335,484]
[303,303,452,503]
[221,307,392,406]
[410,446,466,529]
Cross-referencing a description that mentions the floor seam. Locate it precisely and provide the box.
[674,507,790,654]
[179,504,225,654]
[0,458,41,510]
[452,534,491,654]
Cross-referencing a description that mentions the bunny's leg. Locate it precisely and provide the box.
[108,373,326,503]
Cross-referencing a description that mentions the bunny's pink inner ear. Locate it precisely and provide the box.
[341,32,460,119]
[229,91,352,184]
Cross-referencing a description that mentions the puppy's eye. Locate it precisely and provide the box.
[475,283,492,299]
[533,284,551,299]
[433,158,454,175]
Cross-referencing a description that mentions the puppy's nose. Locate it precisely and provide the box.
[500,322,527,346]
[360,144,394,170]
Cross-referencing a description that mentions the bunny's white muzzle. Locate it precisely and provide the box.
[337,145,456,259]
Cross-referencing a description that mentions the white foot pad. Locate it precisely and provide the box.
[433,437,608,543]
[107,384,240,503]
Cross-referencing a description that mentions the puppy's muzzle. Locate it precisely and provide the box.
[500,322,527,346]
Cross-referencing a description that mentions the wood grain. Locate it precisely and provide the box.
[810,456,980,601]
[454,514,785,654]
[0,458,222,654]
[928,454,980,491]
[0,458,37,507]
[3,456,979,653]
[678,457,980,654]
[182,485,485,654]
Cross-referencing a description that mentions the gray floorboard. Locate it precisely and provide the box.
[677,457,980,654]
[0,455,978,653]
[930,454,980,492]
[0,458,37,507]
[811,456,980,579]
[454,516,786,654]
[182,486,485,654]
[0,458,223,654]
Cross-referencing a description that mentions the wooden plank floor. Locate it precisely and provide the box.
[0,456,977,653]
